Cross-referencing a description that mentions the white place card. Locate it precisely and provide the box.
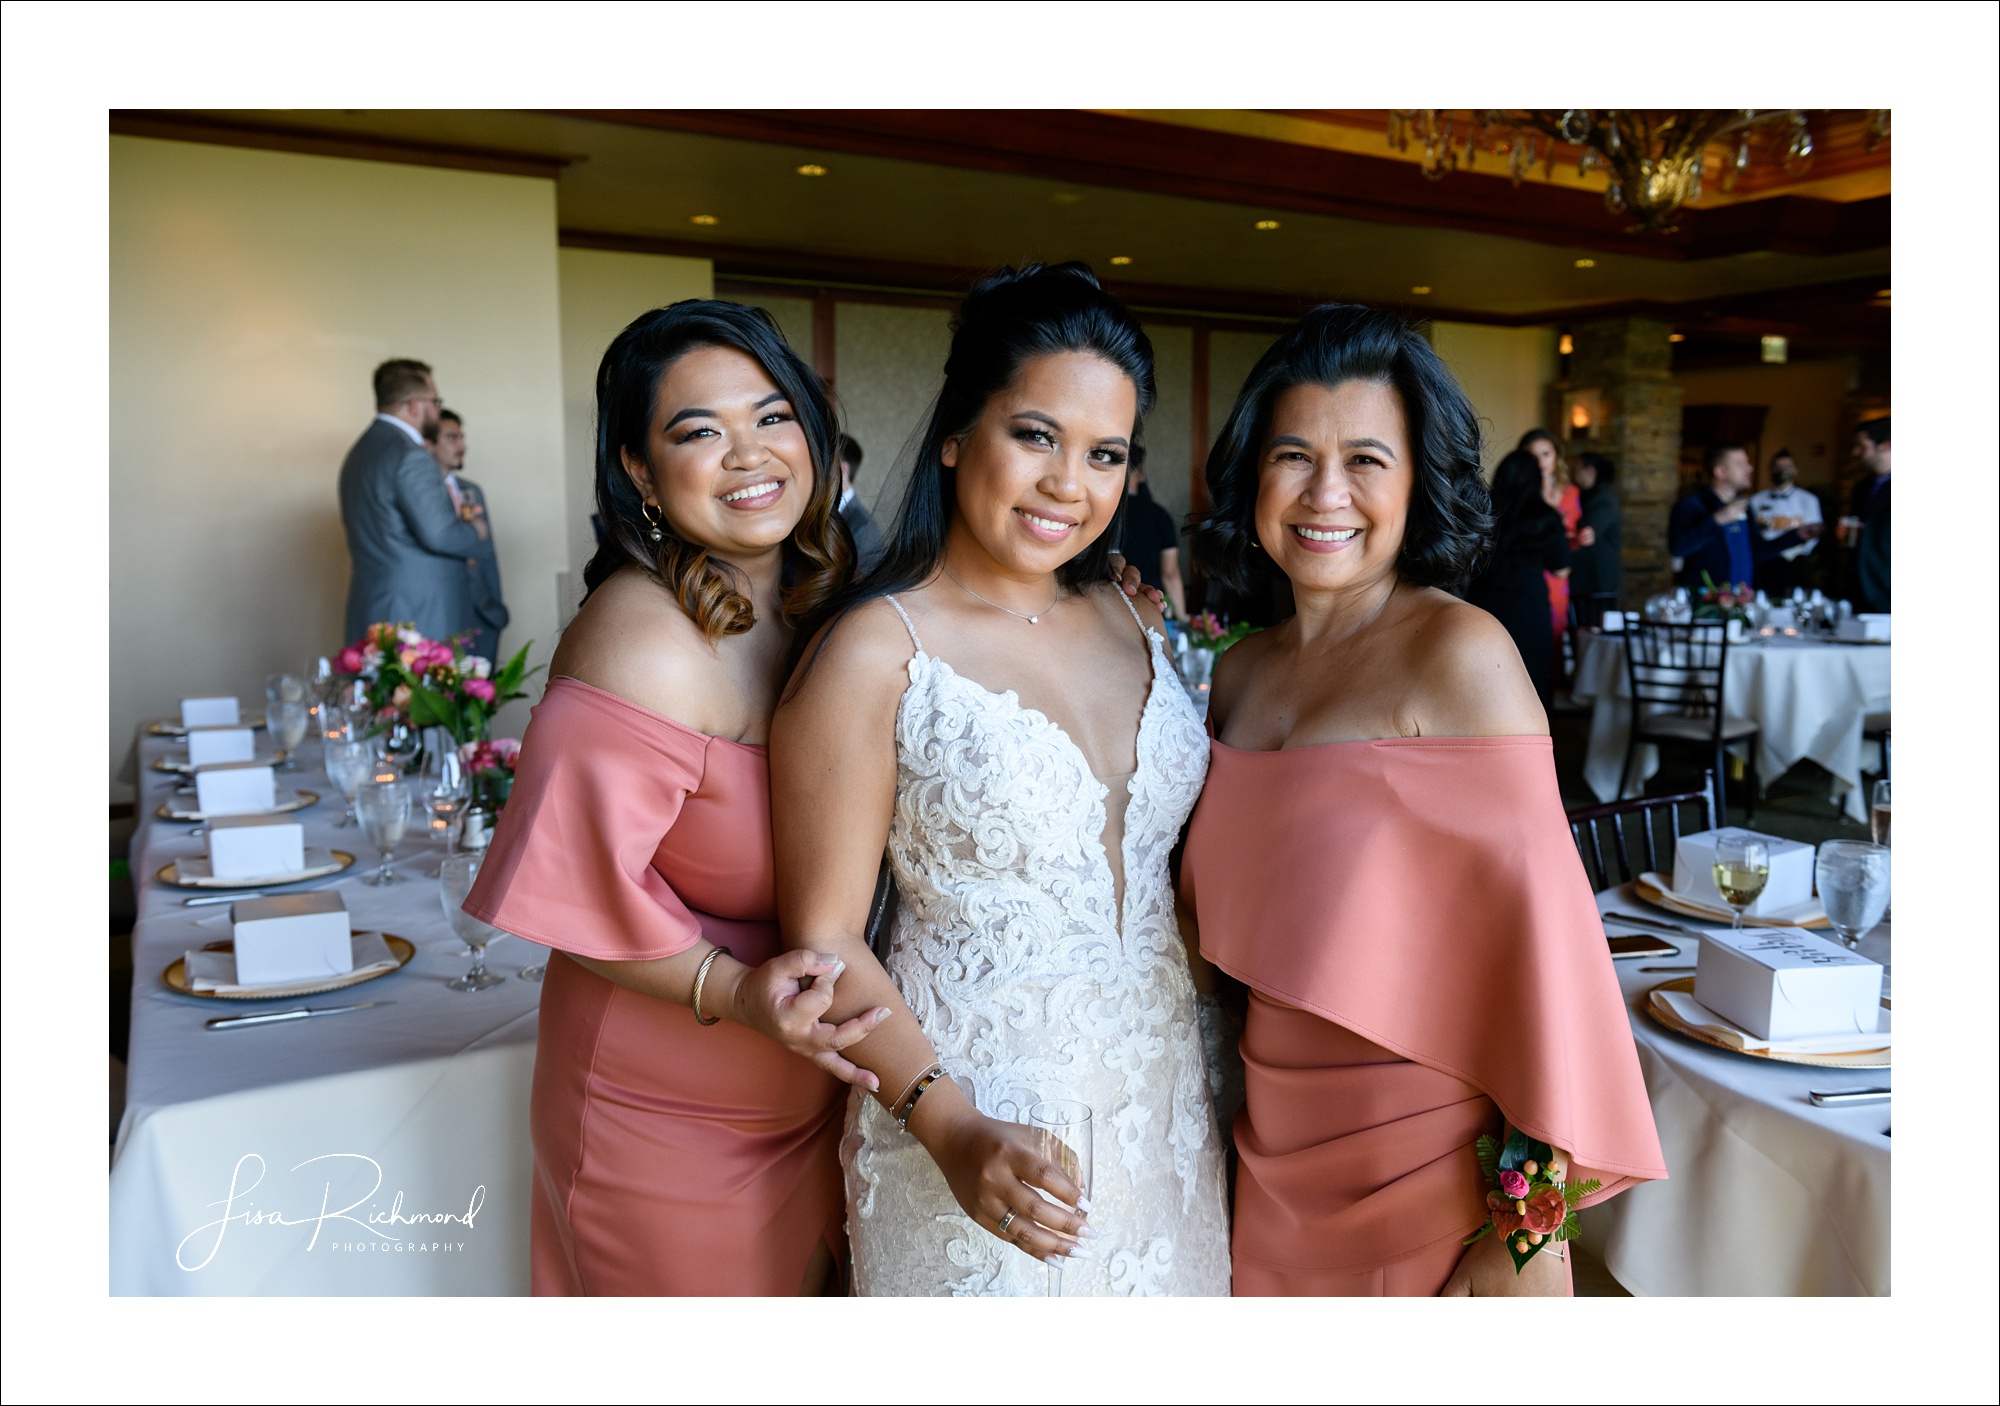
[194,762,277,816]
[186,726,256,768]
[230,891,354,986]
[1837,613,1891,642]
[1600,610,1625,633]
[206,813,306,880]
[1672,827,1815,918]
[1694,926,1883,1041]
[180,696,241,728]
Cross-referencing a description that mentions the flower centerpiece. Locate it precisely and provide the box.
[335,622,541,746]
[1183,611,1259,653]
[1464,1130,1600,1274]
[1694,573,1754,626]
[458,737,521,809]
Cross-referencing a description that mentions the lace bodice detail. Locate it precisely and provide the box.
[842,594,1231,1297]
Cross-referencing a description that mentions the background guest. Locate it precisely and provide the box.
[1569,450,1622,621]
[427,408,510,660]
[1117,441,1187,617]
[339,358,486,643]
[1520,429,1592,676]
[837,433,885,572]
[1847,418,1892,613]
[1468,449,1571,713]
[1749,447,1823,598]
[1668,442,1814,593]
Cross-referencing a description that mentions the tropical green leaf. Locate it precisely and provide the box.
[1564,1178,1603,1208]
[1475,1134,1501,1185]
[1498,1130,1551,1173]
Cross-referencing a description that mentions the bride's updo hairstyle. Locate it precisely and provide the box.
[1193,303,1492,592]
[796,262,1155,653]
[583,299,850,639]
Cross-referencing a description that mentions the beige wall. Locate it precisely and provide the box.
[833,303,956,523]
[110,136,568,800]
[1430,322,1563,472]
[554,248,714,617]
[1674,358,1858,490]
[1139,324,1194,536]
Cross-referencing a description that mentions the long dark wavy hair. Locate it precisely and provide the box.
[581,300,851,640]
[794,262,1155,658]
[1192,303,1493,592]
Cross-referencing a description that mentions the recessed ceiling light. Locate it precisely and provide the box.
[1109,255,1133,266]
[795,163,828,177]
[1410,285,1432,295]
[689,214,719,226]
[1574,258,1597,269]
[1254,219,1281,231]
[1668,333,1686,343]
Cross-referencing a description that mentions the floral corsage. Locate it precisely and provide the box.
[1464,1131,1601,1274]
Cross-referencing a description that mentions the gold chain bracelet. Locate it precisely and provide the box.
[690,946,732,1026]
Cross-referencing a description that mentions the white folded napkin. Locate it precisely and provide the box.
[173,847,340,884]
[187,931,398,995]
[1657,989,1891,1054]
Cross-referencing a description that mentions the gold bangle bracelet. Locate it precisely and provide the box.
[690,946,732,1026]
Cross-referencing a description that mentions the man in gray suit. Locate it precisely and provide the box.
[427,408,509,661]
[837,434,885,573]
[339,359,486,645]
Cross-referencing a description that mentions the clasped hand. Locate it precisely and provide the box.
[721,951,890,1092]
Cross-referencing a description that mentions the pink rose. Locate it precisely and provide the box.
[1485,1191,1523,1236]
[491,738,521,767]
[1498,1168,1530,1200]
[1522,1186,1567,1236]
[464,678,496,703]
[336,646,364,674]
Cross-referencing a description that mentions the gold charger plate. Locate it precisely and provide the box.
[163,934,416,1000]
[156,850,354,889]
[1636,872,1830,930]
[1644,977,1890,1069]
[153,751,282,774]
[156,789,319,822]
[148,713,265,736]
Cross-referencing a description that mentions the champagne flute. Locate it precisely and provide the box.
[1712,834,1769,931]
[1870,780,1891,847]
[1026,1098,1093,1298]
[267,697,311,773]
[323,736,374,828]
[355,776,410,885]
[1817,841,1890,949]
[440,852,507,991]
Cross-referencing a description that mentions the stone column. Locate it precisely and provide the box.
[1553,317,1682,602]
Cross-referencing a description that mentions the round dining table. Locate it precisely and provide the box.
[1579,885,1890,1296]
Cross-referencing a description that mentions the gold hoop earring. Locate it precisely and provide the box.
[642,501,666,543]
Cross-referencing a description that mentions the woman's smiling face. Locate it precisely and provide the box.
[1254,378,1413,595]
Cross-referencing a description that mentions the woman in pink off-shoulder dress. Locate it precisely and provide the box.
[463,301,884,1295]
[1182,306,1666,1296]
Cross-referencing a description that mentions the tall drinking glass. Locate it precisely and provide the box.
[267,672,308,707]
[339,680,374,736]
[355,777,410,885]
[268,698,311,772]
[423,747,471,856]
[440,852,506,991]
[1870,780,1891,847]
[324,737,374,828]
[1026,1098,1093,1298]
[1817,841,1890,949]
[1712,834,1769,930]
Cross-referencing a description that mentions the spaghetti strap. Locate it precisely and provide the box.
[884,594,924,654]
[1112,586,1149,637]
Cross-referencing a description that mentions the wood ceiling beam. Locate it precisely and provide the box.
[109,110,573,181]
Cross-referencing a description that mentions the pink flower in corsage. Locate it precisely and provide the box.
[464,678,496,703]
[1485,1191,1523,1236]
[1498,1168,1530,1200]
[1522,1186,1568,1236]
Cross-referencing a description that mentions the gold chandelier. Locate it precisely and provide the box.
[1385,109,1890,233]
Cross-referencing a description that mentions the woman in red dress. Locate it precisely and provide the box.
[465,302,884,1294]
[1521,429,1592,651]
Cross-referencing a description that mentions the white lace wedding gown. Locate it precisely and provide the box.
[843,593,1231,1296]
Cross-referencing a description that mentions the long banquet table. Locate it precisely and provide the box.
[1572,631,1891,822]
[110,726,545,1295]
[1578,886,1891,1296]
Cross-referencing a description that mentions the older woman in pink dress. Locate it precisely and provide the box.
[464,302,885,1295]
[1182,306,1665,1296]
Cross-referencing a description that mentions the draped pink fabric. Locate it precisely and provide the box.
[1183,735,1664,1292]
[464,678,844,1295]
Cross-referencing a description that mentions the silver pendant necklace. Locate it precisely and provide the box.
[942,567,1061,625]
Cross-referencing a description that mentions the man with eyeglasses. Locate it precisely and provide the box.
[338,358,486,645]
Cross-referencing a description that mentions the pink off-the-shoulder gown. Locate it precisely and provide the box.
[1183,734,1666,1296]
[464,678,845,1296]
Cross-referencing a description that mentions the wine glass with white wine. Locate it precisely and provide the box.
[1026,1098,1093,1298]
[1870,780,1891,847]
[1712,834,1769,931]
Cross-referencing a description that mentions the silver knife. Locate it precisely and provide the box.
[206,1000,395,1030]
[184,880,339,907]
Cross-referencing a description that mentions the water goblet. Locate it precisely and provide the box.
[1816,840,1890,949]
[1870,780,1891,848]
[440,852,507,992]
[266,672,309,707]
[267,697,311,772]
[339,679,374,735]
[355,776,410,886]
[324,736,375,828]
[382,720,421,776]
[1711,834,1769,931]
[1025,1097,1093,1297]
[422,747,471,869]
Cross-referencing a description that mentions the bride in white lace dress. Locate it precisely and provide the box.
[770,264,1230,1295]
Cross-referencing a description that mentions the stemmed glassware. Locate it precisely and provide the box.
[310,658,342,745]
[421,746,471,870]
[355,775,410,885]
[440,852,507,992]
[1870,780,1891,847]
[382,720,421,776]
[267,697,311,772]
[1711,834,1769,931]
[1026,1098,1093,1298]
[1816,841,1890,949]
[338,679,374,736]
[324,735,374,828]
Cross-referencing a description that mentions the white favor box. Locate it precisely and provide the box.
[1694,926,1882,1041]
[1601,610,1626,633]
[207,813,305,880]
[1837,614,1891,642]
[1673,827,1815,917]
[230,892,353,986]
[181,696,241,728]
[194,762,276,816]
[186,726,256,767]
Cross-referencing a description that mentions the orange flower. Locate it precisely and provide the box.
[1522,1186,1567,1236]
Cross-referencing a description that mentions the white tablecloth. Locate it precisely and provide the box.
[110,727,546,1295]
[1573,633,1891,822]
[1577,885,1890,1295]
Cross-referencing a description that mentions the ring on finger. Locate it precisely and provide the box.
[995,1209,1017,1236]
